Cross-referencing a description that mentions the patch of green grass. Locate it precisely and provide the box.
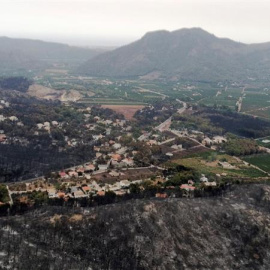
[243,154,270,173]
[257,137,270,148]
[172,153,267,178]
[184,149,214,159]
[241,92,270,112]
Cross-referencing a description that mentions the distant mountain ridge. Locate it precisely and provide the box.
[0,37,107,73]
[77,28,270,81]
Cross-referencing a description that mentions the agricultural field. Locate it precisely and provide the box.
[241,91,270,113]
[244,107,270,119]
[257,136,270,148]
[243,154,270,173]
[198,87,242,108]
[101,105,145,120]
[33,70,270,121]
[170,151,267,178]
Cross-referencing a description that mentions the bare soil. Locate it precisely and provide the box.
[101,105,144,120]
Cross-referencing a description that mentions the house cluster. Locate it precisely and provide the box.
[47,179,138,199]
[170,128,228,150]
[36,121,59,132]
[0,99,10,109]
[16,177,143,200]
[155,175,218,199]
[202,136,227,148]
[0,113,22,144]
[180,176,216,191]
[0,132,7,143]
[0,100,23,129]
[0,114,19,123]
[58,143,136,182]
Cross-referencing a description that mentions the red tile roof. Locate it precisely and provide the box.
[180,184,196,190]
[82,186,90,192]
[59,172,67,177]
[97,191,105,196]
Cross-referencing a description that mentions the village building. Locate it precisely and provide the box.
[0,134,7,142]
[204,182,217,187]
[213,136,227,144]
[147,140,158,146]
[73,190,86,198]
[68,171,79,178]
[155,193,168,198]
[84,164,95,173]
[98,164,109,171]
[47,189,57,198]
[116,147,127,155]
[57,192,66,198]
[115,190,126,196]
[59,171,69,179]
[171,144,183,150]
[0,115,6,122]
[200,174,208,182]
[112,143,121,150]
[180,184,196,191]
[111,154,122,162]
[96,152,102,158]
[82,186,91,193]
[93,134,104,141]
[120,180,130,188]
[202,137,213,146]
[122,158,134,166]
[94,146,101,152]
[97,190,105,196]
[37,123,44,129]
[109,171,120,177]
[9,116,18,121]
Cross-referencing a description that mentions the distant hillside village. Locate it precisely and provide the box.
[1,101,266,211]
[1,77,270,211]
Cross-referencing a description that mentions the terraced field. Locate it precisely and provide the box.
[243,154,270,173]
[171,152,267,178]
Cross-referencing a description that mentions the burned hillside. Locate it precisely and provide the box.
[0,184,270,269]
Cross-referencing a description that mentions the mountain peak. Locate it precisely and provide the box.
[78,28,270,81]
[141,28,214,39]
[141,30,170,40]
[173,27,213,34]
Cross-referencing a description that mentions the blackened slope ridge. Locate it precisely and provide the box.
[1,184,270,269]
[78,28,270,81]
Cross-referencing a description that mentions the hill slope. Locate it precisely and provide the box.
[78,28,270,81]
[0,37,105,73]
[1,184,270,269]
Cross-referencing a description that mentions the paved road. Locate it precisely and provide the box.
[155,117,172,132]
[155,99,187,132]
[169,129,207,148]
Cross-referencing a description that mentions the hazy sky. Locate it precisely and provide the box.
[0,0,270,47]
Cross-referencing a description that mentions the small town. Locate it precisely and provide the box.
[1,97,267,209]
[2,3,270,268]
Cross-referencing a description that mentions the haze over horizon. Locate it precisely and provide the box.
[0,0,269,47]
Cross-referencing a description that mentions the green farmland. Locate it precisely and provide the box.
[243,154,270,173]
